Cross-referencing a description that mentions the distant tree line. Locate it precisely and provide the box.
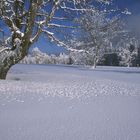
[21,46,140,67]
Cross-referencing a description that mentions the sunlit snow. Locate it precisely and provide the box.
[0,64,140,140]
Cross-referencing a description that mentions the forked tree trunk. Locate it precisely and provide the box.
[0,0,38,80]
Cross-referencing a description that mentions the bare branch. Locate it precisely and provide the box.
[60,5,95,12]
[45,0,60,25]
[42,29,88,53]
[0,47,11,54]
[30,28,42,43]
[48,23,78,29]
[100,18,120,32]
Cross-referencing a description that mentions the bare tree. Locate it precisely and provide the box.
[0,0,96,79]
[71,9,123,68]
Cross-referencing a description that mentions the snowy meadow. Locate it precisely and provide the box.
[0,64,140,140]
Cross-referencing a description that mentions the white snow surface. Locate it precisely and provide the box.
[0,64,140,140]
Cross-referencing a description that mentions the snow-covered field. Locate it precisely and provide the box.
[0,64,140,140]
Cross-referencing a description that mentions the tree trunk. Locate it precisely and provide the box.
[92,46,99,69]
[0,55,24,80]
[0,67,11,79]
[0,56,15,80]
[93,61,97,69]
[92,58,97,69]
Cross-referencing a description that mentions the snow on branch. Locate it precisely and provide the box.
[42,29,88,53]
[2,16,24,38]
[45,0,60,25]
[100,18,120,32]
[0,47,11,54]
[48,23,77,29]
[30,28,42,43]
[122,8,131,15]
[60,5,95,12]
[97,0,112,5]
[53,17,68,20]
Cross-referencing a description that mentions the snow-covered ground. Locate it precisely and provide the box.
[0,64,140,140]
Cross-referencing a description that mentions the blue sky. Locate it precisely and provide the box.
[1,1,140,54]
[35,0,140,54]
